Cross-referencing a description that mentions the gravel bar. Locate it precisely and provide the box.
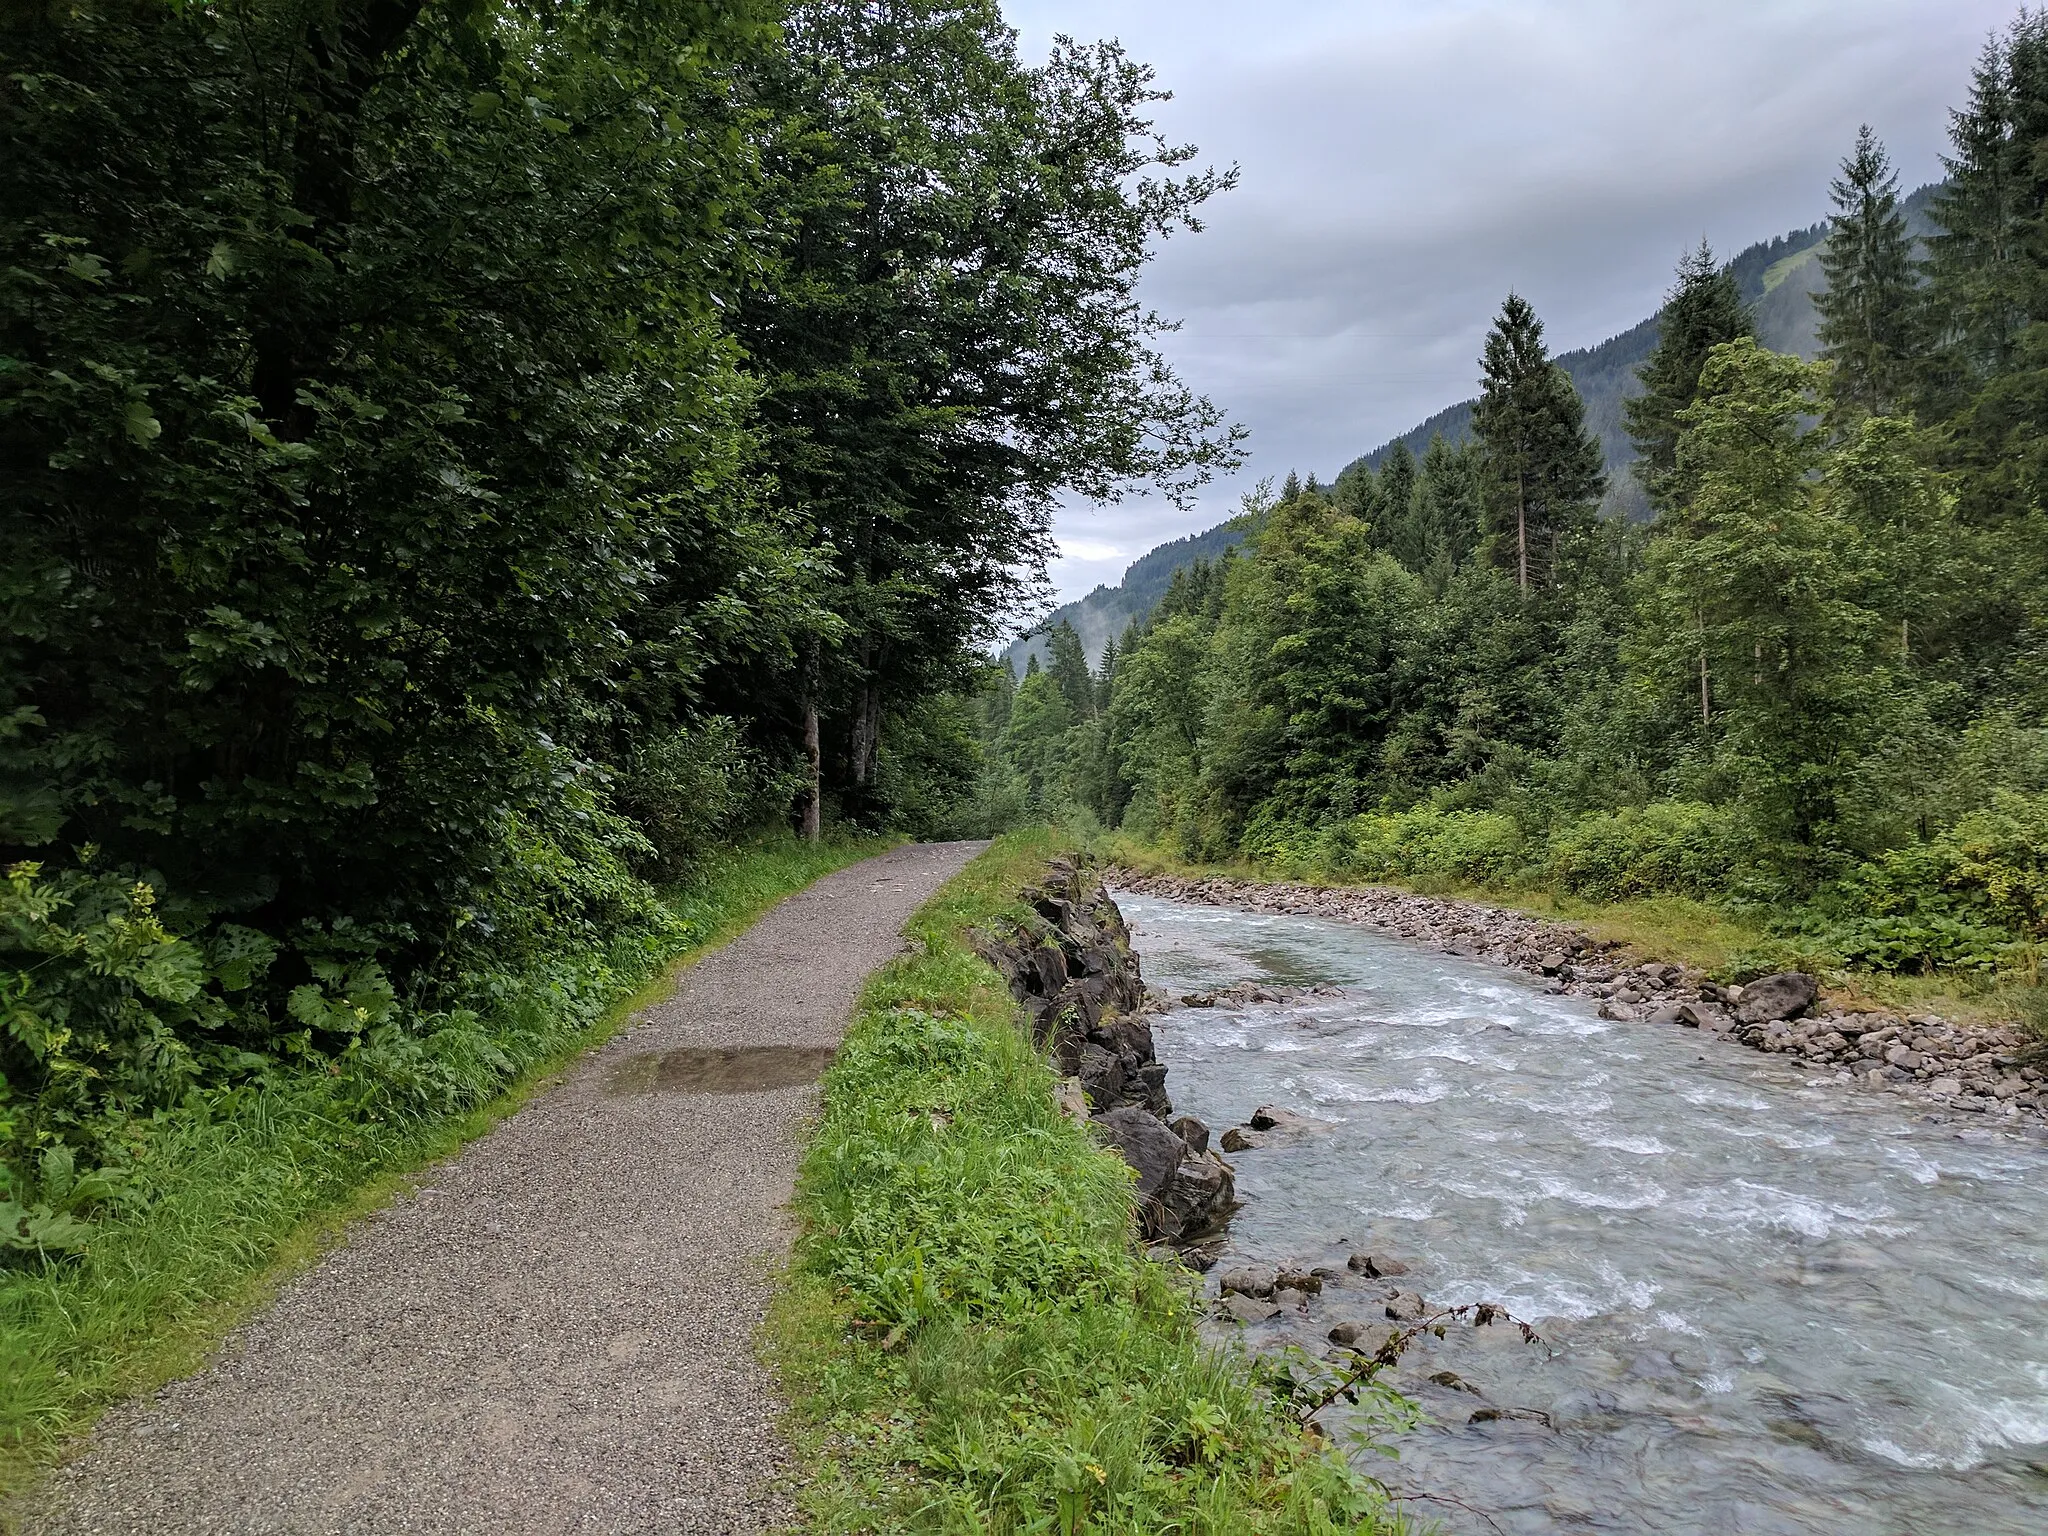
[24,840,985,1536]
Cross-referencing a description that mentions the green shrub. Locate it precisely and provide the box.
[1338,806,1525,887]
[615,719,794,881]
[1544,801,1754,902]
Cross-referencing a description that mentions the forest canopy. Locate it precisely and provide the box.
[0,0,1239,1225]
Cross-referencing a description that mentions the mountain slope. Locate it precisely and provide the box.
[1008,187,1938,668]
[1004,518,1249,670]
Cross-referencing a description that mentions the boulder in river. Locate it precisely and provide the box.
[1217,1264,1278,1299]
[1385,1291,1429,1321]
[1735,972,1819,1025]
[1220,1126,1266,1153]
[1348,1251,1411,1278]
[1248,1104,1324,1133]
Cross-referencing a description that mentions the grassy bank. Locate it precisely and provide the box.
[1097,832,2040,1033]
[0,832,884,1499]
[768,830,1405,1534]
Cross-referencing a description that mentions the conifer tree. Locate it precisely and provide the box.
[1472,294,1605,590]
[1281,469,1303,502]
[1922,17,2048,394]
[1919,13,2048,522]
[1414,434,1482,580]
[1815,126,1921,417]
[1625,241,1751,513]
[1375,441,1420,564]
[1045,619,1096,719]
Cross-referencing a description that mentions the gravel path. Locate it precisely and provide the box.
[25,841,984,1536]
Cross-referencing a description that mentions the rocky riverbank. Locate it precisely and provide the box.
[977,860,1237,1246]
[1109,868,2048,1128]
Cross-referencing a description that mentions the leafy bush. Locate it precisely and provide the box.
[1336,807,1526,887]
[615,719,792,881]
[1544,801,1755,901]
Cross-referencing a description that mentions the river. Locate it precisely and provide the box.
[1117,890,2048,1535]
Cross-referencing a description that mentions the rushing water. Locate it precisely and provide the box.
[1118,891,2048,1535]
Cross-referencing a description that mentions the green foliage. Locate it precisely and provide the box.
[774,833,1400,1533]
[1543,803,1756,902]
[1472,293,1606,590]
[1625,239,1752,512]
[0,832,880,1482]
[616,719,794,882]
[1816,126,1921,418]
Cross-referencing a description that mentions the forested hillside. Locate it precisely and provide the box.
[0,1,1239,1248]
[1003,516,1250,670]
[1023,188,1942,674]
[970,31,2048,1000]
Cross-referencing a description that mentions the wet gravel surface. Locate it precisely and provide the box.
[24,841,983,1536]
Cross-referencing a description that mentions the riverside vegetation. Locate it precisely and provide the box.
[0,0,1245,1489]
[769,832,1413,1535]
[958,20,2048,1046]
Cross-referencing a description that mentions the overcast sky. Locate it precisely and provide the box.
[1001,0,2015,610]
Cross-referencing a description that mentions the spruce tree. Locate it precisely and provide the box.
[1921,13,2048,520]
[1045,619,1096,719]
[1922,18,2048,394]
[1472,294,1606,590]
[1375,441,1420,565]
[1815,126,1921,417]
[1625,241,1751,513]
[1415,433,1482,578]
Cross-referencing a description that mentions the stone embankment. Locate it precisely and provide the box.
[978,860,1237,1246]
[1110,869,2048,1126]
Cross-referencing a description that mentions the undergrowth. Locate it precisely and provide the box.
[768,830,1408,1534]
[0,831,883,1499]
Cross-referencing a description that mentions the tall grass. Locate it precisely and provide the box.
[769,831,1405,1534]
[0,832,884,1497]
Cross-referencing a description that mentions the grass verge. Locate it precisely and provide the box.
[1096,832,2037,1031]
[0,831,885,1503]
[767,829,1406,1534]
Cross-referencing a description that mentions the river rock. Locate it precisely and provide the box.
[1276,1263,1323,1294]
[1091,1105,1183,1202]
[1220,1127,1265,1152]
[1735,972,1819,1025]
[1347,1252,1410,1278]
[1076,1042,1125,1108]
[1170,1114,1211,1155]
[1329,1320,1398,1353]
[1248,1104,1321,1133]
[1158,1151,1236,1239]
[1385,1291,1429,1321]
[1217,1264,1277,1299]
[1219,1293,1282,1325]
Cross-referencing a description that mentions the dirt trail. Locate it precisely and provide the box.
[25,841,984,1536]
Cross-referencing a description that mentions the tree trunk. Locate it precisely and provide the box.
[1699,649,1711,725]
[801,697,822,843]
[1515,467,1529,592]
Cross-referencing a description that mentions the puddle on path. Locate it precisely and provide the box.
[607,1045,836,1095]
